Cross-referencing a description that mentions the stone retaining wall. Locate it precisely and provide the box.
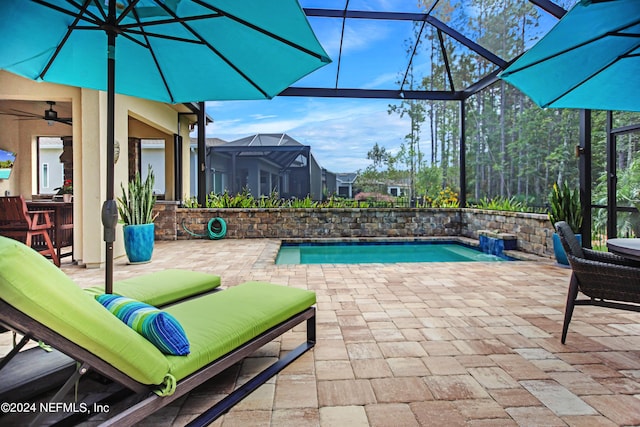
[461,209,553,257]
[152,202,555,257]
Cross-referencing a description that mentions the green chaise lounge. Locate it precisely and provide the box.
[0,236,316,426]
[1,268,222,403]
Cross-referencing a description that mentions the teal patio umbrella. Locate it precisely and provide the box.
[499,0,640,112]
[0,0,330,291]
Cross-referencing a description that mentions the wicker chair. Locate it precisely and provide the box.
[555,221,640,343]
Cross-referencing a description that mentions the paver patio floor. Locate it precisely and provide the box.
[4,238,640,426]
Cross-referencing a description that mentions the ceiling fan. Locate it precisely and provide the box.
[0,101,72,126]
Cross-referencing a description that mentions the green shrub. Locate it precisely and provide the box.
[420,187,459,208]
[472,196,526,212]
[117,165,157,225]
[548,182,583,233]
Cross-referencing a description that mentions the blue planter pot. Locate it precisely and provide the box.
[553,232,581,265]
[123,223,155,264]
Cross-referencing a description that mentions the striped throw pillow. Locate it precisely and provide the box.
[96,294,190,356]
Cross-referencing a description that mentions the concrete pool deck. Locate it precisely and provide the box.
[3,238,640,426]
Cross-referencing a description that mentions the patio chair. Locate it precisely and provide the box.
[554,221,640,344]
[0,196,59,266]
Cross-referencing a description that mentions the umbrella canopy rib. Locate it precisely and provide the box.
[499,0,640,112]
[193,0,330,62]
[36,0,91,80]
[155,3,270,99]
[130,8,175,104]
[502,19,640,76]
[544,42,640,108]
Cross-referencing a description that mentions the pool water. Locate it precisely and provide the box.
[275,241,512,265]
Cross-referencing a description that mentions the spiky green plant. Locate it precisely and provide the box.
[287,195,318,208]
[117,165,158,225]
[548,182,583,233]
[182,195,200,208]
[473,196,527,212]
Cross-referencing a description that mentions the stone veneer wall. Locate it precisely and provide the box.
[152,202,555,257]
[460,209,554,257]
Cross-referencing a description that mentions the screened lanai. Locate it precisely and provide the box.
[207,133,328,200]
[202,0,639,245]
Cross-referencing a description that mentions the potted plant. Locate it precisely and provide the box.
[548,182,583,265]
[55,179,73,202]
[117,165,158,263]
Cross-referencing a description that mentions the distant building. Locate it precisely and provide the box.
[192,133,334,200]
[336,172,357,198]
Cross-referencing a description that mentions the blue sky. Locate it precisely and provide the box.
[199,1,566,174]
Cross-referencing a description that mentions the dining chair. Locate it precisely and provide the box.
[0,196,60,266]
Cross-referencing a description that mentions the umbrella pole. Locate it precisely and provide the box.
[101,1,118,294]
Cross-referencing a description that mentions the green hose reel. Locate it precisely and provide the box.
[182,217,227,240]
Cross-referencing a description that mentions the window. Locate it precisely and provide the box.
[140,139,165,195]
[37,136,65,194]
[42,163,49,189]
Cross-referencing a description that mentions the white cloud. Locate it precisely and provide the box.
[250,114,278,120]
[314,19,392,58]
[362,72,399,89]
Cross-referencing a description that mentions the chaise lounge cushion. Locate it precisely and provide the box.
[163,281,316,381]
[83,269,221,307]
[0,237,170,385]
[96,294,190,356]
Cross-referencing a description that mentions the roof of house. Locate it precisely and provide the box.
[210,133,311,170]
[224,133,303,147]
[189,137,228,147]
[336,173,358,184]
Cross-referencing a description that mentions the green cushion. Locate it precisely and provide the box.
[84,269,221,307]
[97,295,190,356]
[162,281,316,381]
[0,237,169,385]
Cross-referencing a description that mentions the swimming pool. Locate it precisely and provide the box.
[275,240,513,265]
